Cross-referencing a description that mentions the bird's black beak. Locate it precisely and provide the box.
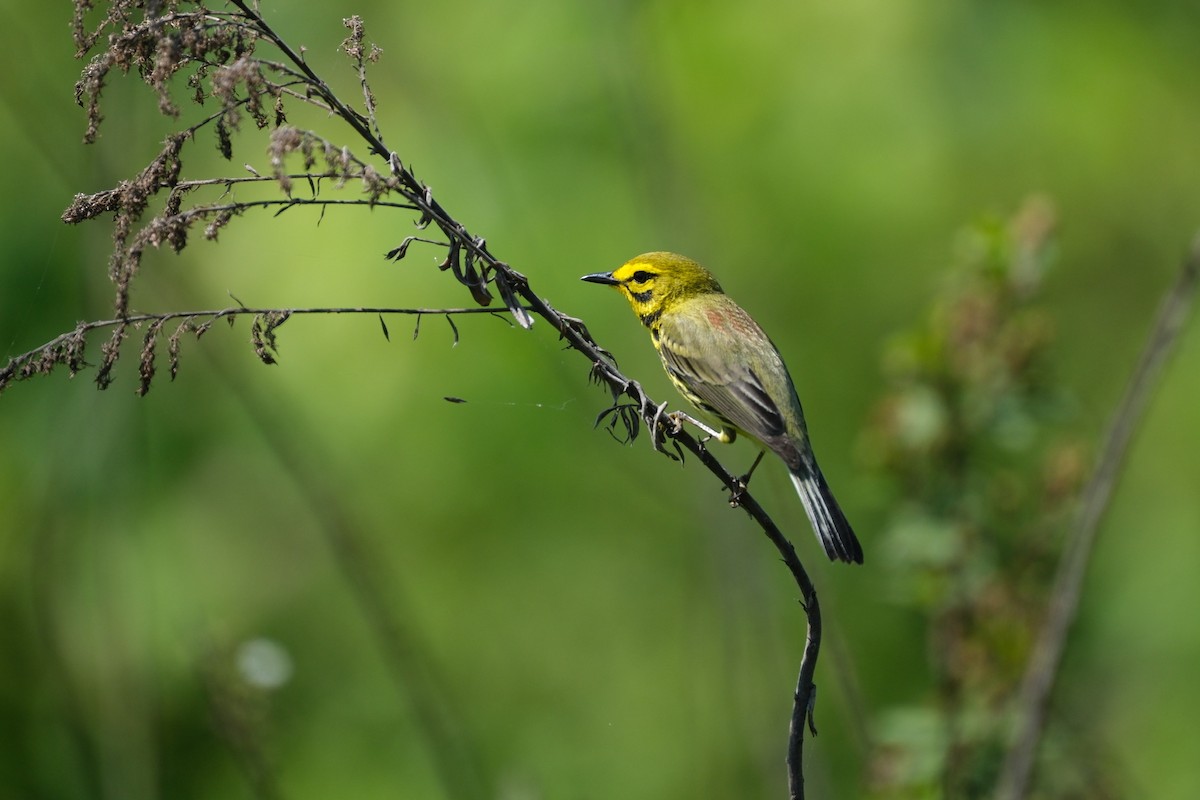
[581,271,620,286]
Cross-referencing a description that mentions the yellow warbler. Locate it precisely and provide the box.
[583,252,862,564]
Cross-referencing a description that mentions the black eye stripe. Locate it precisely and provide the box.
[630,270,655,283]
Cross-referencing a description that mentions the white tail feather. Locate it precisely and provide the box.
[789,469,863,564]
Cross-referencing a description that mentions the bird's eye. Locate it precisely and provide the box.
[631,270,655,283]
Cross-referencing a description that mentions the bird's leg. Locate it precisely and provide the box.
[728,450,766,506]
[667,411,726,442]
[740,450,767,486]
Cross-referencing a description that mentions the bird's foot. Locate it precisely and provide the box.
[669,411,725,442]
[725,451,767,507]
[727,479,748,508]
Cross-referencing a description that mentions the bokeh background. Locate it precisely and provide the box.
[2,2,1199,798]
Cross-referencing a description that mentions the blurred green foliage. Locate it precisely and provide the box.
[860,198,1094,797]
[2,2,1199,799]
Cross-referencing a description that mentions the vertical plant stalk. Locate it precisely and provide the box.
[996,236,1200,799]
[788,589,821,800]
[588,397,825,798]
[698,454,822,800]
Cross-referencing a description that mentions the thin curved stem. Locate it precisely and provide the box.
[996,235,1200,799]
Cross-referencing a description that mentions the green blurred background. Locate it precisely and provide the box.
[2,1,1198,798]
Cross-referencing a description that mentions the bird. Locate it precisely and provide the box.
[582,251,863,564]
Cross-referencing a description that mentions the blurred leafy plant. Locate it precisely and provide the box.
[860,199,1199,798]
[860,198,1100,798]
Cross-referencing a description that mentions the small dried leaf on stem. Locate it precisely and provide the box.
[95,321,129,390]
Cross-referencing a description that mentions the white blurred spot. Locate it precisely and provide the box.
[236,638,293,690]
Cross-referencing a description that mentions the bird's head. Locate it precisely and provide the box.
[581,252,723,322]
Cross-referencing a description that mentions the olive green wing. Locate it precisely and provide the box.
[655,304,790,444]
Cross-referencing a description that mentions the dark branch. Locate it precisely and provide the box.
[0,306,530,393]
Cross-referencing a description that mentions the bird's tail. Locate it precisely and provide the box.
[789,466,863,564]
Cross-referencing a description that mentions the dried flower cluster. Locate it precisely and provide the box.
[13,1,543,397]
[12,0,747,471]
